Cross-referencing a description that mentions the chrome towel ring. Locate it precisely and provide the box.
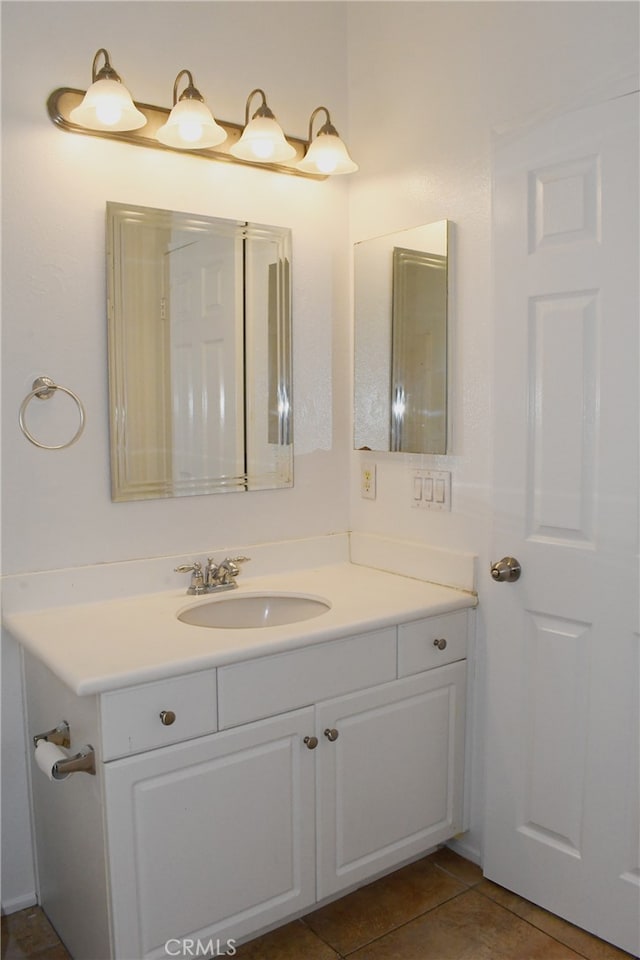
[19,376,86,450]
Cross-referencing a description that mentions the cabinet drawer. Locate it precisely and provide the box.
[398,611,468,677]
[218,627,397,729]
[100,669,217,760]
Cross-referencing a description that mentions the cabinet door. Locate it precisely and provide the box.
[316,661,466,899]
[104,708,316,960]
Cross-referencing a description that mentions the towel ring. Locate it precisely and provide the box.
[19,376,86,450]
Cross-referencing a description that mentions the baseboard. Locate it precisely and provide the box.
[1,892,38,915]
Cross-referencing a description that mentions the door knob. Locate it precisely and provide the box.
[303,736,318,750]
[490,557,521,583]
[159,710,176,725]
[324,728,339,742]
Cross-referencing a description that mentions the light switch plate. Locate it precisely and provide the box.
[411,470,451,511]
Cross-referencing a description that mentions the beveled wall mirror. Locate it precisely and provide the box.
[354,220,449,454]
[107,203,292,501]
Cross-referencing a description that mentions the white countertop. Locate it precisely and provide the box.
[5,563,476,696]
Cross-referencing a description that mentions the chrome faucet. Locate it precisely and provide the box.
[205,556,250,590]
[174,560,206,595]
[175,556,249,594]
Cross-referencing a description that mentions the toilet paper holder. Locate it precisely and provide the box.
[33,721,96,778]
[33,721,71,750]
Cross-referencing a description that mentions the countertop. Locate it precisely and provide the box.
[5,563,477,696]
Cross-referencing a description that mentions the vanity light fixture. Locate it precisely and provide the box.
[229,89,296,163]
[298,106,359,175]
[156,70,227,149]
[49,48,358,179]
[69,49,146,132]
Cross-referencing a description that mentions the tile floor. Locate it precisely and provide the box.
[1,849,635,960]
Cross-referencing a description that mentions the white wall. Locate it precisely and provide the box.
[2,1,352,576]
[1,0,351,910]
[346,0,638,858]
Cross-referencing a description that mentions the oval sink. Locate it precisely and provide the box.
[178,593,331,629]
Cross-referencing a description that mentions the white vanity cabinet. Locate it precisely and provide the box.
[104,708,317,959]
[24,609,472,960]
[316,660,466,900]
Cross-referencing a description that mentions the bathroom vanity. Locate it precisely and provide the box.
[10,561,475,960]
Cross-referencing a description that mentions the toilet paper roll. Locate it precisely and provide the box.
[34,740,70,781]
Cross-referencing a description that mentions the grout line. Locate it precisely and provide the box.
[336,888,474,958]
[472,883,622,960]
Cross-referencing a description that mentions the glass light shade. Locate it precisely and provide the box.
[298,133,358,175]
[70,78,146,131]
[157,99,227,149]
[230,116,296,163]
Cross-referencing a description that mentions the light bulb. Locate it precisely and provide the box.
[298,107,358,176]
[230,93,296,164]
[69,52,146,132]
[156,73,227,150]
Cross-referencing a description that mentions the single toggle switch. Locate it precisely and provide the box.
[413,477,423,500]
[434,479,445,503]
[423,477,434,501]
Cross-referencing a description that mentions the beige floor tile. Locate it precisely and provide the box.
[303,856,466,955]
[428,847,484,887]
[348,889,585,960]
[1,908,61,960]
[25,947,71,960]
[234,919,340,960]
[477,881,637,960]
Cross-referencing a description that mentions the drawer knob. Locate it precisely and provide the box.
[324,728,339,742]
[159,710,176,726]
[433,638,447,650]
[303,736,318,750]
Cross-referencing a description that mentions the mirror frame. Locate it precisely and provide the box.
[106,202,293,501]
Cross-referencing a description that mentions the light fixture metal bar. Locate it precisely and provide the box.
[47,88,325,180]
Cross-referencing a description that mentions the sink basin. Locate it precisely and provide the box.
[178,592,331,629]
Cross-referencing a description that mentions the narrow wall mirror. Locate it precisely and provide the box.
[107,203,292,501]
[354,220,449,454]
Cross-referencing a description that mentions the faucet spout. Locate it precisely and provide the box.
[205,555,250,590]
[176,556,250,595]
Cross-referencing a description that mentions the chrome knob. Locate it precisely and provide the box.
[303,736,318,750]
[491,557,522,583]
[324,728,339,742]
[433,638,447,650]
[159,710,176,726]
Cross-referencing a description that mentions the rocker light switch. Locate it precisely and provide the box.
[411,470,451,511]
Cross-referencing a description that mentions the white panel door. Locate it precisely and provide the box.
[167,233,244,486]
[316,663,466,900]
[104,708,316,960]
[484,93,639,954]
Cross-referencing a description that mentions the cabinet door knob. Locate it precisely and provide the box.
[324,728,339,742]
[303,736,318,750]
[159,710,176,726]
[433,638,447,650]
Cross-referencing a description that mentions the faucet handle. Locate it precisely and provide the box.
[175,560,202,574]
[225,556,250,576]
[174,561,206,595]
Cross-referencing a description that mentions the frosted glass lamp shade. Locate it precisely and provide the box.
[157,99,227,149]
[70,78,146,131]
[230,116,296,163]
[298,133,358,175]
